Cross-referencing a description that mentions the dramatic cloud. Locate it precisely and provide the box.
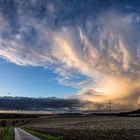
[0,0,140,110]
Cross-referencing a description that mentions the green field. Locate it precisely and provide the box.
[0,127,14,140]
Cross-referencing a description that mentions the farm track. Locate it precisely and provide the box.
[14,128,40,140]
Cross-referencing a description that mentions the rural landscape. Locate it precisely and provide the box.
[1,110,140,140]
[1,0,140,139]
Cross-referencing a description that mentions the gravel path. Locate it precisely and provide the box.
[14,128,40,140]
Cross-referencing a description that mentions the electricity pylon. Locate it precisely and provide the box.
[107,100,112,113]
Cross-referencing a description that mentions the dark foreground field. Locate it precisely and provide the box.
[29,128,140,140]
[23,115,140,140]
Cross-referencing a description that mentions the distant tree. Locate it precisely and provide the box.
[12,121,16,126]
[0,120,6,127]
[16,120,19,124]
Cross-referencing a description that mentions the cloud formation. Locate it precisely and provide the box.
[0,0,140,110]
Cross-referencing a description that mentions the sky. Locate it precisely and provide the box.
[0,0,140,110]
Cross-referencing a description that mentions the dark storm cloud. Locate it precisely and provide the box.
[0,96,86,110]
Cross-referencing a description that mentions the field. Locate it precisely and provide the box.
[23,115,140,140]
[1,113,140,140]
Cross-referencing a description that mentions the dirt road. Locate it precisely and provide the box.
[14,128,40,140]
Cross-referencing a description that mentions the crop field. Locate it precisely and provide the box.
[24,115,140,140]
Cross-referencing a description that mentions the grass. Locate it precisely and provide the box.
[0,128,4,139]
[0,127,14,140]
[24,128,63,140]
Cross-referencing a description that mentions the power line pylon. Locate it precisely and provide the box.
[107,100,112,113]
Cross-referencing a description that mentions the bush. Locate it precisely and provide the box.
[16,120,19,124]
[12,121,16,126]
[0,120,7,127]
